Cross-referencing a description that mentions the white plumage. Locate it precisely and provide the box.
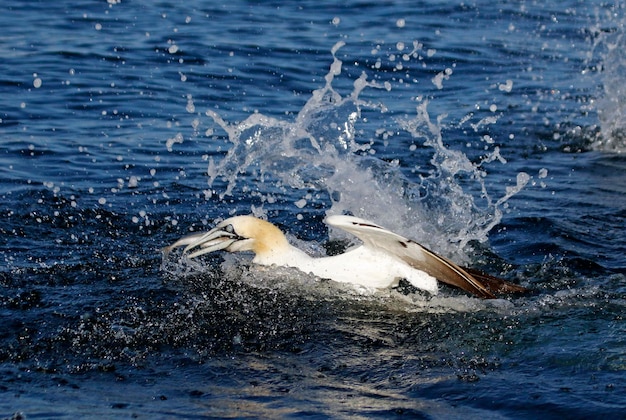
[164,214,527,299]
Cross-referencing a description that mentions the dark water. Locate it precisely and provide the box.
[1,1,625,418]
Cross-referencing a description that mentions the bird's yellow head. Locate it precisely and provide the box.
[216,215,289,256]
[165,215,291,260]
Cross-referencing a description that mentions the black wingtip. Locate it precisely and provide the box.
[462,267,529,297]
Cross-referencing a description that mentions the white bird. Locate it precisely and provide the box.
[163,214,527,299]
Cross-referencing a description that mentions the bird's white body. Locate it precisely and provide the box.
[252,239,438,293]
[164,214,526,299]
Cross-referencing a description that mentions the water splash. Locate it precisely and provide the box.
[187,42,529,259]
[588,3,626,153]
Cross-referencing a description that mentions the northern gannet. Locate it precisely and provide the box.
[164,215,527,299]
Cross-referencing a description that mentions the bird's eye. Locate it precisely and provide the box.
[224,224,235,234]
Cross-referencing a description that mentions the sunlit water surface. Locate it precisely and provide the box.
[1,1,625,418]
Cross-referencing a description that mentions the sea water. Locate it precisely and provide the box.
[1,1,625,418]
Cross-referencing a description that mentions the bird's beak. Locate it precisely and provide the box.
[163,225,243,259]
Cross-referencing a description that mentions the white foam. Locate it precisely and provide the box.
[588,11,626,153]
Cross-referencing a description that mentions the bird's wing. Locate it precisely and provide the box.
[325,215,496,298]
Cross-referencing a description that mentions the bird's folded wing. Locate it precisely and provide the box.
[325,215,526,299]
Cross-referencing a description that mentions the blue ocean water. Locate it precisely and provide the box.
[1,0,625,418]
